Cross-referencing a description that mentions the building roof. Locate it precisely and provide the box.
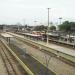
[1,33,13,38]
[22,33,42,37]
[47,33,59,37]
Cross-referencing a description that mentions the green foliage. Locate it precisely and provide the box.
[58,21,75,32]
[49,25,56,31]
[34,25,47,31]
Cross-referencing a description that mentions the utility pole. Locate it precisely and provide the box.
[47,8,51,44]
[17,22,20,32]
[59,17,62,25]
[23,19,26,32]
[34,20,37,26]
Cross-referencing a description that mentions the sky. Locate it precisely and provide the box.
[0,0,75,25]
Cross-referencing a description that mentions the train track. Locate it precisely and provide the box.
[8,32,75,67]
[9,36,75,75]
[0,39,26,75]
[6,32,75,75]
[9,39,55,75]
[16,32,75,49]
[15,36,75,67]
[7,32,75,66]
[0,37,55,75]
[0,41,17,75]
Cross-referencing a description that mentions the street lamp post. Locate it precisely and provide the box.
[47,8,51,44]
[23,19,26,32]
[17,22,20,32]
[34,21,37,26]
[59,17,62,25]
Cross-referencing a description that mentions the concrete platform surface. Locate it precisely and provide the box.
[8,32,75,57]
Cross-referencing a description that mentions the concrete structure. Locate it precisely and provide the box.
[1,33,13,44]
[8,32,75,75]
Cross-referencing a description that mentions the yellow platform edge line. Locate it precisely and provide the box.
[0,39,34,75]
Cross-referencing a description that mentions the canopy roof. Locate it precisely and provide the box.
[1,33,13,38]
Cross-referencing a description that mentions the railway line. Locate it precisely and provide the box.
[6,32,75,75]
[16,32,75,49]
[0,42,16,75]
[9,43,55,75]
[13,36,75,67]
[8,32,75,62]
[0,39,28,75]
[0,35,55,75]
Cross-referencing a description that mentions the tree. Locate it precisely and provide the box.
[58,21,75,40]
[70,22,75,31]
[58,21,72,34]
[58,21,75,32]
[33,25,47,31]
[49,25,56,31]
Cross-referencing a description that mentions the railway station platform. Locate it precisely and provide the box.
[37,41,75,57]
[7,32,75,75]
[8,32,75,57]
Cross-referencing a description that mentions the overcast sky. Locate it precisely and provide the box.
[0,0,75,25]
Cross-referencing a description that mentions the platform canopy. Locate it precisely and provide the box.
[1,33,13,38]
[22,33,42,37]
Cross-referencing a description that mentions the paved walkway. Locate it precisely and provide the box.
[37,41,75,57]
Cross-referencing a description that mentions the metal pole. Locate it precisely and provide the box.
[59,17,62,25]
[47,8,51,44]
[23,19,26,32]
[34,21,37,26]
